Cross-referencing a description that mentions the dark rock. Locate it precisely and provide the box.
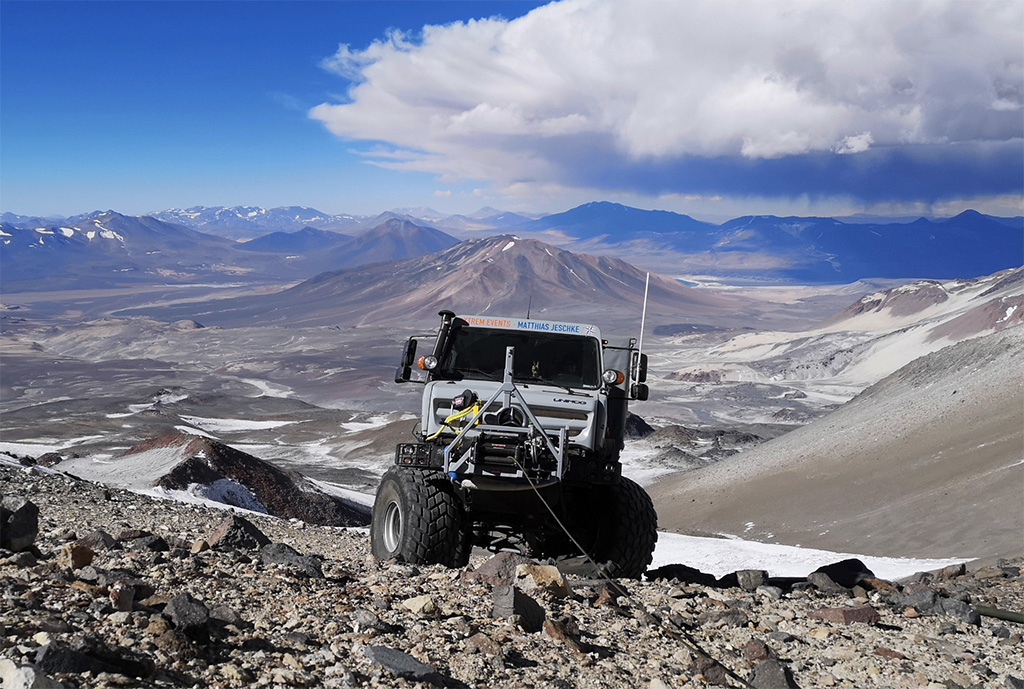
[807,606,881,625]
[35,636,155,678]
[1,497,39,552]
[1005,676,1024,689]
[5,550,36,567]
[129,535,169,552]
[543,615,584,653]
[751,658,800,689]
[465,632,502,656]
[698,608,750,628]
[693,653,729,685]
[363,645,441,682]
[646,563,718,587]
[163,593,210,642]
[467,551,535,586]
[939,598,982,626]
[77,530,117,551]
[36,452,64,467]
[116,528,153,541]
[736,570,769,592]
[807,572,851,594]
[744,639,772,662]
[936,563,967,580]
[208,515,271,551]
[154,630,200,659]
[260,542,323,578]
[895,587,941,613]
[87,599,114,615]
[210,604,245,627]
[625,412,655,438]
[811,559,874,588]
[283,631,310,648]
[492,585,545,633]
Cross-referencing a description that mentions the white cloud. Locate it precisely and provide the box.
[835,132,874,155]
[311,0,1023,200]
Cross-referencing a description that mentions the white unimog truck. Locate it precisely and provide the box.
[371,309,658,578]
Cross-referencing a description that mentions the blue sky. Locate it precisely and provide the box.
[2,0,1021,221]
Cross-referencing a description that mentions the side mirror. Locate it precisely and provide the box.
[631,383,649,401]
[395,338,418,383]
[630,351,648,383]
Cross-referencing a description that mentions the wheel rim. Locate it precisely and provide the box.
[381,500,403,553]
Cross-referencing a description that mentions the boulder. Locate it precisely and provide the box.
[492,585,545,633]
[208,515,271,551]
[1,497,39,552]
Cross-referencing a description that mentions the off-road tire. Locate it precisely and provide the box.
[370,467,468,567]
[591,477,659,579]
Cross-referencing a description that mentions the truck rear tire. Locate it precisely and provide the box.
[370,467,468,567]
[591,477,659,579]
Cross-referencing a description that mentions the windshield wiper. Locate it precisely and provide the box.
[453,368,501,381]
[515,375,576,393]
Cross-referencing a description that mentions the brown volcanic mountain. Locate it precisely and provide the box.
[141,234,743,328]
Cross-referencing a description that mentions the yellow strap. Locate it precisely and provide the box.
[425,403,481,441]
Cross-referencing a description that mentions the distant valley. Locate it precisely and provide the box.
[2,199,1022,560]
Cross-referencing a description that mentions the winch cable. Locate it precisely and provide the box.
[504,450,757,689]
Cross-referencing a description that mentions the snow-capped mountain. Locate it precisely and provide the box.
[0,213,458,291]
[150,206,365,239]
[0,212,249,291]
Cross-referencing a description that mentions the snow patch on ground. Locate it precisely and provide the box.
[306,478,376,507]
[174,425,217,439]
[178,415,300,433]
[651,532,971,580]
[339,414,391,433]
[240,378,293,398]
[190,478,268,513]
[0,436,107,456]
[0,455,972,578]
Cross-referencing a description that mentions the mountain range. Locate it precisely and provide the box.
[126,234,741,328]
[4,202,1020,290]
[0,212,459,292]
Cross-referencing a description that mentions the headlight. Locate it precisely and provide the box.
[417,355,438,370]
[602,369,625,385]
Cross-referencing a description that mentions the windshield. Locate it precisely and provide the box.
[438,326,601,388]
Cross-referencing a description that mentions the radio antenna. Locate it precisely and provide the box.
[638,272,650,356]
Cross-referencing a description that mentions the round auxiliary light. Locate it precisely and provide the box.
[602,369,625,385]
[417,355,439,370]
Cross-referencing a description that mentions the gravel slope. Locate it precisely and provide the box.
[648,326,1024,560]
[3,464,1023,689]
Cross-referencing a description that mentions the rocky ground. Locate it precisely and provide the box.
[2,463,1023,689]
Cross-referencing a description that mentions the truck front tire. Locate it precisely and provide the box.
[370,467,467,567]
[591,477,659,579]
